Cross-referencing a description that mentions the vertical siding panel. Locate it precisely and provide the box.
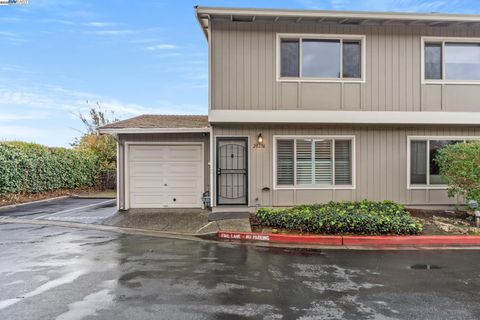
[360,127,367,200]
[221,21,229,109]
[399,25,406,111]
[384,26,392,111]
[244,22,252,110]
[406,26,414,111]
[252,23,260,109]
[367,127,374,199]
[229,23,237,110]
[392,26,399,111]
[259,23,267,109]
[412,26,421,111]
[237,23,245,110]
[400,127,407,203]
[365,25,373,111]
[374,26,381,111]
[265,23,274,110]
[210,21,223,109]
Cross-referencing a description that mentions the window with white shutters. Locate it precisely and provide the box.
[275,137,354,188]
[276,140,294,185]
[334,140,352,185]
[296,139,314,185]
[314,139,333,185]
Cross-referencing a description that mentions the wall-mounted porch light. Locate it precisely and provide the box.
[257,133,263,144]
[254,133,265,149]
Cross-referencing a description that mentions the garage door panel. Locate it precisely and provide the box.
[164,163,202,177]
[129,146,167,161]
[128,144,203,208]
[130,176,165,189]
[165,178,202,190]
[130,194,167,208]
[165,146,202,161]
[166,194,200,207]
[130,162,167,175]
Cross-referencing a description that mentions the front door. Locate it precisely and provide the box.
[216,138,248,205]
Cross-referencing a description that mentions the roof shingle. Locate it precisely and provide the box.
[100,114,209,130]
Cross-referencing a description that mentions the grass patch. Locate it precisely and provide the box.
[256,200,423,235]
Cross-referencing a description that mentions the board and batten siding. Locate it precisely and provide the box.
[117,133,210,210]
[213,125,480,207]
[211,20,480,112]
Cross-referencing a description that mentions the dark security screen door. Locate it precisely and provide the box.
[216,138,248,205]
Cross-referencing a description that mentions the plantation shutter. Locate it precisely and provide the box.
[334,140,352,185]
[276,139,294,185]
[296,139,313,185]
[314,139,332,184]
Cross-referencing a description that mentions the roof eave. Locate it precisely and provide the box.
[195,5,209,39]
[196,6,480,22]
[99,127,210,135]
[195,6,480,33]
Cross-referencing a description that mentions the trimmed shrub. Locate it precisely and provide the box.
[0,142,99,195]
[435,141,480,203]
[256,200,423,235]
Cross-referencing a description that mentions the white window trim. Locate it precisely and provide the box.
[421,36,480,85]
[273,135,356,190]
[407,136,480,190]
[276,33,366,83]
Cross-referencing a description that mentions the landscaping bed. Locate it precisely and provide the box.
[408,208,480,235]
[251,200,480,236]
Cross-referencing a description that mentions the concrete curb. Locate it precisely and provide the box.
[0,217,218,242]
[218,231,480,247]
[71,193,116,199]
[0,195,70,210]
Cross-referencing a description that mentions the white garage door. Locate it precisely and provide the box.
[128,144,203,208]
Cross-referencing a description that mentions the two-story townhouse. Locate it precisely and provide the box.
[100,6,480,212]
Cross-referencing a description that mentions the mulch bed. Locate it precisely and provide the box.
[0,187,112,207]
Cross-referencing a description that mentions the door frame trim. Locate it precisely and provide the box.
[215,136,249,206]
[124,141,205,209]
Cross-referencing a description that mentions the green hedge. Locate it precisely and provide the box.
[0,142,99,195]
[256,200,423,235]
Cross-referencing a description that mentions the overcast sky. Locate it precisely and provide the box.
[0,0,479,147]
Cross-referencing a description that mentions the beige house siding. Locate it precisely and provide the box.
[117,133,210,210]
[211,20,480,112]
[212,124,480,208]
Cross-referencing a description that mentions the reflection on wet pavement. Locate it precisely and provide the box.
[0,223,480,319]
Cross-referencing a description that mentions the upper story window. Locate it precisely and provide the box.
[278,34,365,82]
[423,37,480,82]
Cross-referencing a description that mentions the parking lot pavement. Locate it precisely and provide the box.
[1,222,480,320]
[0,197,117,224]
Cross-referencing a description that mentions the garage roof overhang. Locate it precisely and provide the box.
[195,6,480,39]
[99,127,210,135]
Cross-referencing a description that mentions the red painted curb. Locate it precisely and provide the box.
[217,231,480,247]
[343,235,480,246]
[218,231,342,246]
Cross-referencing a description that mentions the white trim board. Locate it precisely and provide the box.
[209,110,480,125]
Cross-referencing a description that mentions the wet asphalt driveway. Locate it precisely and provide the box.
[0,198,117,224]
[1,223,480,319]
